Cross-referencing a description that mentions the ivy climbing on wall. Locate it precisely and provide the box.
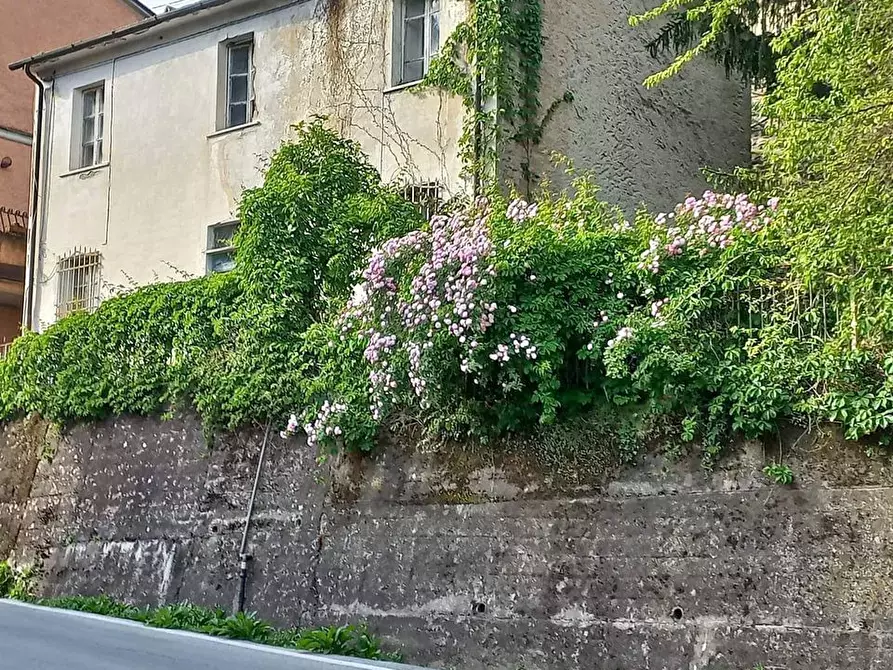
[419,0,571,194]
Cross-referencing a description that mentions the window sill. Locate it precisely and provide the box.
[60,162,109,178]
[208,120,261,139]
[383,80,425,95]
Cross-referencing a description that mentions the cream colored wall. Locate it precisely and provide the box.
[34,0,468,329]
[500,0,751,214]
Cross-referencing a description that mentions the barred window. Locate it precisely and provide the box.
[56,250,102,320]
[404,182,443,221]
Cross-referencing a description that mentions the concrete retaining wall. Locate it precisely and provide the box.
[2,414,891,669]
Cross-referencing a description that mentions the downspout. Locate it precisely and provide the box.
[472,71,483,198]
[22,65,46,333]
[236,420,272,613]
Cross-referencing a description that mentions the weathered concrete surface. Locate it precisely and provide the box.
[503,0,751,213]
[0,415,50,557]
[4,415,893,669]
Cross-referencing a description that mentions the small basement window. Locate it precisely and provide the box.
[218,36,255,130]
[393,0,440,85]
[56,249,102,319]
[206,221,239,274]
[404,182,443,221]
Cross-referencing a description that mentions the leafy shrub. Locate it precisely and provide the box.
[145,603,227,630]
[292,624,400,662]
[0,560,37,600]
[205,611,273,641]
[763,463,794,485]
[35,595,400,661]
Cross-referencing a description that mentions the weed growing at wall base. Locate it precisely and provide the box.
[33,595,401,661]
[0,560,36,600]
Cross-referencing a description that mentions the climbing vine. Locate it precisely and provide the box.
[419,0,568,192]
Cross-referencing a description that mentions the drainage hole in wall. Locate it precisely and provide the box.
[670,607,684,621]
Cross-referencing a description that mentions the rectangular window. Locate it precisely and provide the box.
[206,221,239,274]
[395,0,440,85]
[225,39,254,128]
[79,84,105,168]
[56,250,102,320]
[404,182,443,221]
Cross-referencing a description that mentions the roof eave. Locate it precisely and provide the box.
[8,0,236,73]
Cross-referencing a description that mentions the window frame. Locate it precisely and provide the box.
[404,181,443,221]
[218,35,255,131]
[56,249,102,320]
[71,82,106,171]
[393,0,440,86]
[205,220,239,274]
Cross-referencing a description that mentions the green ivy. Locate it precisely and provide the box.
[419,0,563,189]
[0,120,419,431]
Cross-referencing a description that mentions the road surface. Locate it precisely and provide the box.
[0,599,424,670]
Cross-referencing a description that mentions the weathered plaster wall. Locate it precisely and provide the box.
[3,414,892,669]
[33,0,468,330]
[503,0,751,213]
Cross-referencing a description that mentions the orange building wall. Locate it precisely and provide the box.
[0,138,32,213]
[0,0,147,134]
[0,305,20,343]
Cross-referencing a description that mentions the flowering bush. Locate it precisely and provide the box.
[295,174,798,459]
[1,120,889,464]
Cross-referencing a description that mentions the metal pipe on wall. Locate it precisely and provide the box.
[21,64,46,333]
[236,419,272,613]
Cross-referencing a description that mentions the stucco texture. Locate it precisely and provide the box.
[3,414,892,669]
[502,0,751,213]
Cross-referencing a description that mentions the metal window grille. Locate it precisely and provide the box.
[226,40,254,128]
[404,182,443,221]
[0,342,12,359]
[56,249,102,319]
[0,207,27,236]
[400,0,440,84]
[80,85,105,168]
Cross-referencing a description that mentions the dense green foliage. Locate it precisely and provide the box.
[32,595,400,661]
[0,121,418,430]
[630,0,811,88]
[1,1,891,465]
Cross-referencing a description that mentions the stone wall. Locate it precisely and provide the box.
[2,414,892,669]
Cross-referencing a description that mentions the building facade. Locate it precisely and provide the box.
[0,0,151,345]
[13,0,749,333]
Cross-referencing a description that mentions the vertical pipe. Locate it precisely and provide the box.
[237,420,272,613]
[22,65,46,332]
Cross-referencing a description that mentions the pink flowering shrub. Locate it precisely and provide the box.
[295,179,650,449]
[287,180,795,457]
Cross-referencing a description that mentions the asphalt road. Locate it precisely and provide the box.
[0,599,424,670]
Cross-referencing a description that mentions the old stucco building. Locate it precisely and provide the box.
[12,0,749,332]
[0,0,151,346]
